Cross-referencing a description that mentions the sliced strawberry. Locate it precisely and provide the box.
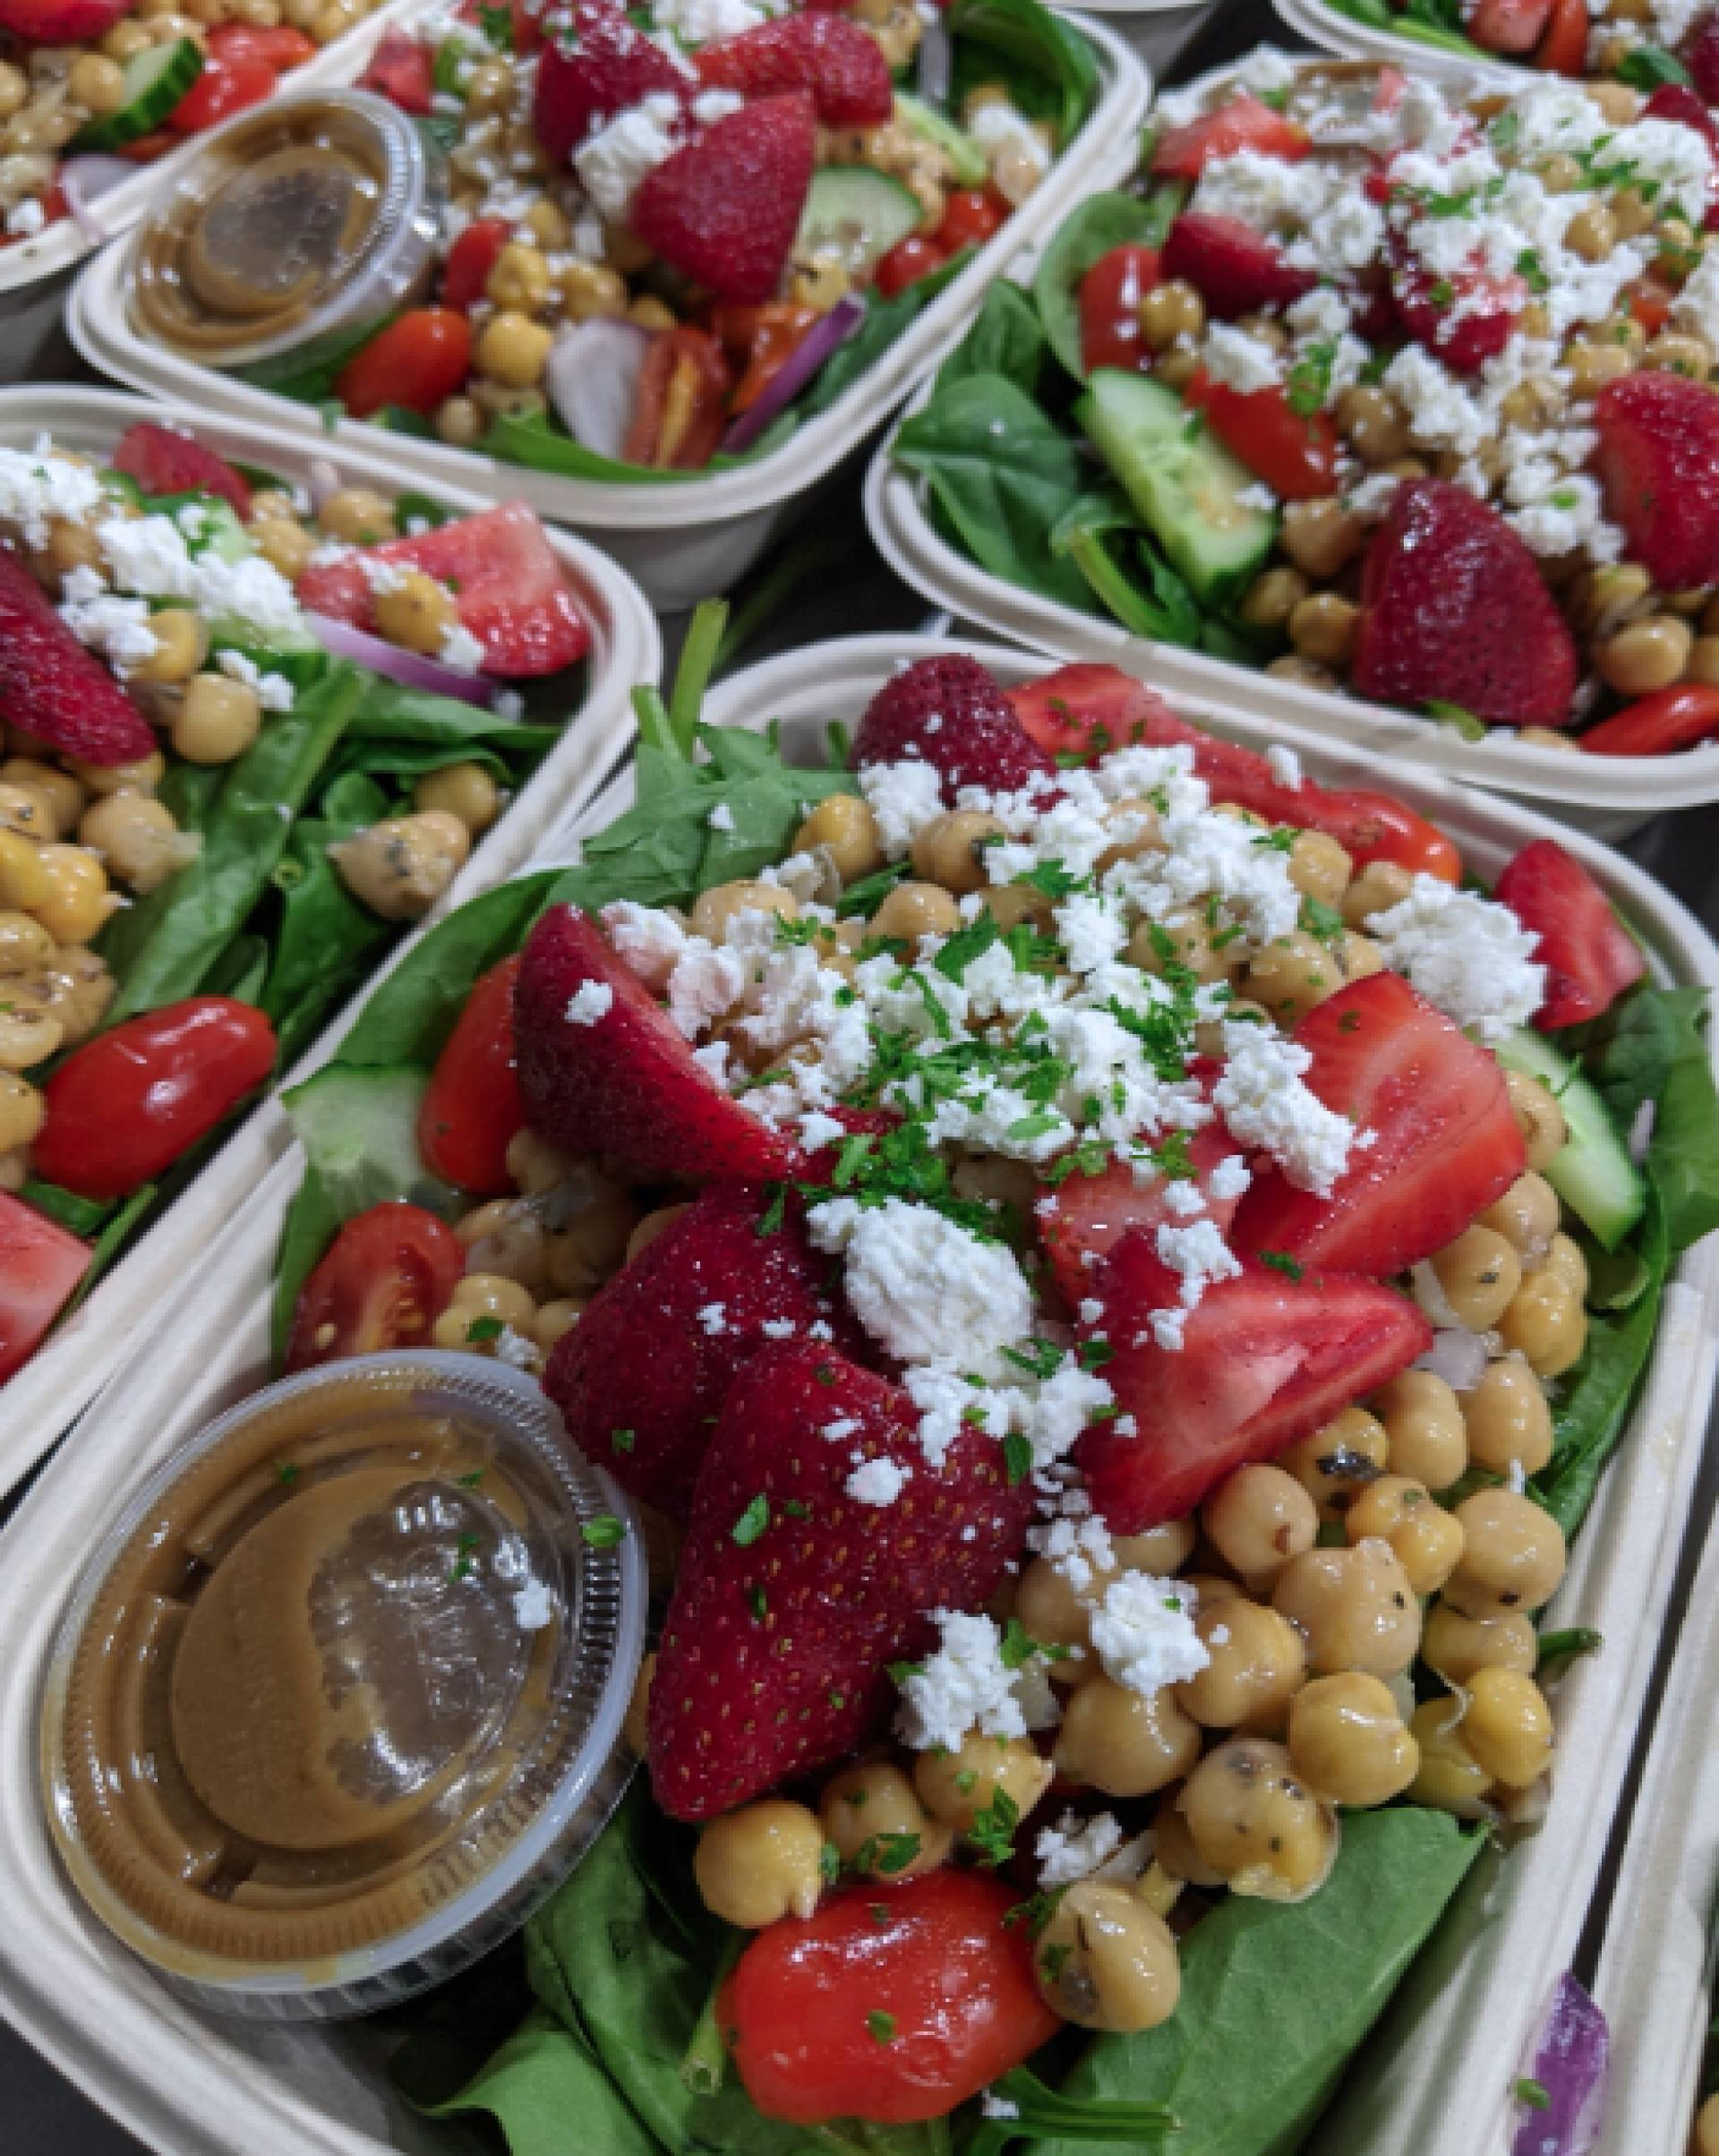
[532,0,688,163]
[1150,94,1310,180]
[543,1184,859,1524]
[295,502,586,677]
[1077,1242,1431,1531]
[694,13,891,125]
[1159,212,1316,319]
[1232,973,1527,1278]
[360,24,434,116]
[1465,0,1552,50]
[1037,1129,1244,1308]
[0,1191,90,1382]
[0,0,126,35]
[1688,15,1719,105]
[0,549,157,766]
[1009,663,1173,761]
[851,654,1058,799]
[515,904,803,1183]
[111,422,251,516]
[1351,480,1579,731]
[1593,372,1719,592]
[649,1340,1033,1818]
[1390,261,1523,373]
[1493,839,1645,1030]
[632,93,816,307]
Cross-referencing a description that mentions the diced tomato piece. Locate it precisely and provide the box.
[1627,272,1678,338]
[1186,368,1339,500]
[1009,663,1173,759]
[1151,93,1309,180]
[1232,973,1527,1278]
[1077,244,1161,374]
[418,957,525,1194]
[286,1202,465,1371]
[335,306,473,419]
[208,22,316,69]
[111,421,251,516]
[1580,682,1719,757]
[441,218,511,311]
[1038,1125,1244,1308]
[714,300,820,413]
[934,185,1009,252]
[0,1193,90,1383]
[1535,0,1590,72]
[622,325,732,471]
[167,53,278,134]
[1492,839,1646,1030]
[358,23,435,112]
[875,235,945,298]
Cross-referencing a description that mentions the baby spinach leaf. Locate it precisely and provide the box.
[261,776,395,1066]
[1032,191,1184,380]
[419,2006,662,2156]
[948,0,1099,144]
[19,1179,115,1238]
[1578,986,1719,1255]
[1051,492,1205,647]
[269,1164,337,1368]
[800,253,974,421]
[936,280,1050,398]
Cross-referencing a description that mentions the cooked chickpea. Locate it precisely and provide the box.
[793,792,883,884]
[129,605,209,686]
[625,1202,692,1263]
[415,760,501,836]
[1281,1405,1389,1521]
[0,911,52,976]
[0,831,46,913]
[456,1196,552,1293]
[0,60,24,116]
[476,310,555,389]
[911,808,1005,895]
[373,570,460,657]
[1279,499,1365,580]
[1462,1667,1553,1787]
[870,879,962,946]
[1287,829,1352,907]
[1565,201,1617,261]
[559,259,629,321]
[1287,1672,1419,1808]
[1272,1538,1422,1676]
[1598,614,1692,696]
[820,1761,952,1876]
[1177,1597,1305,1733]
[1127,910,1227,984]
[1337,383,1409,464]
[0,759,81,840]
[254,518,318,578]
[1179,1736,1338,1901]
[1239,564,1310,630]
[38,945,114,1043]
[533,1297,583,1351]
[331,811,469,920]
[1345,1475,1465,1596]
[503,1126,573,1196]
[1422,1600,1537,1684]
[172,674,263,766]
[0,1005,61,1071]
[449,1271,537,1328]
[77,794,191,894]
[694,1800,825,1928]
[979,883,1054,933]
[319,487,397,544]
[32,844,115,943]
[1113,1520,1197,1575]
[1462,1356,1554,1476]
[1541,1231,1589,1300]
[1689,636,1719,687]
[1014,1552,1108,1659]
[486,238,551,313]
[1407,1697,1493,1815]
[1497,1270,1587,1377]
[1477,1170,1560,1260]
[912,1732,1052,1834]
[1430,1224,1522,1330]
[688,878,796,942]
[1139,278,1203,351]
[1566,340,1635,398]
[1698,2095,1719,2156]
[30,517,103,593]
[544,1162,638,1293]
[67,50,126,110]
[0,1070,41,1153]
[435,396,484,449]
[1504,1068,1568,1171]
[1341,859,1412,929]
[1266,656,1337,689]
[1054,1676,1201,1797]
[1151,1790,1226,1885]
[1202,1463,1319,1586]
[1033,1882,1181,2033]
[1287,592,1360,670]
[1447,1490,1567,1614]
[1644,330,1712,378]
[1244,929,1340,1024]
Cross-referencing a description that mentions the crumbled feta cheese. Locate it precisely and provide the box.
[1036,1810,1125,1886]
[846,1455,910,1506]
[1202,322,1284,395]
[896,1610,1042,1750]
[808,1196,1033,1368]
[697,1300,729,1336]
[440,621,487,675]
[1213,1019,1360,1194]
[860,758,946,856]
[565,980,613,1026]
[574,92,682,218]
[1089,1573,1208,1696]
[1266,743,1303,790]
[603,901,688,990]
[1366,873,1547,1040]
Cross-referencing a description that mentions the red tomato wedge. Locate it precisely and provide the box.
[296,501,588,677]
[1580,683,1719,757]
[721,1873,1059,2126]
[1077,1241,1431,1531]
[1231,973,1526,1279]
[167,52,277,134]
[935,186,1009,252]
[208,22,315,68]
[0,1194,90,1383]
[714,301,820,413]
[1186,369,1340,500]
[875,235,945,297]
[285,1202,465,1371]
[1535,0,1590,72]
[1010,662,1172,758]
[441,218,510,310]
[111,421,252,516]
[1493,840,1645,1030]
[623,325,733,471]
[418,956,526,1194]
[1151,93,1309,179]
[1038,1128,1242,1307]
[1078,244,1161,373]
[335,306,473,420]
[359,23,435,113]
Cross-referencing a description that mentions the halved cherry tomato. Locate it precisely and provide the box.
[207,22,315,69]
[1187,367,1339,500]
[1078,243,1161,373]
[1151,93,1309,180]
[0,1193,90,1383]
[167,53,278,134]
[358,22,435,113]
[336,307,473,419]
[623,326,732,470]
[1494,839,1646,1028]
[285,1202,465,1372]
[1580,682,1719,756]
[934,185,1009,252]
[31,997,277,1201]
[721,1873,1059,2126]
[441,218,511,312]
[714,301,819,413]
[1535,0,1589,74]
[418,957,525,1194]
[874,235,945,299]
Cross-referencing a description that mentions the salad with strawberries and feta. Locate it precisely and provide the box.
[255,0,1099,473]
[268,625,1719,2152]
[0,416,595,1386]
[897,56,1719,759]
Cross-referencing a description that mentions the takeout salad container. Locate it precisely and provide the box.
[865,54,1719,826]
[64,15,1150,611]
[0,632,1715,2155]
[1271,0,1552,86]
[0,382,656,1502]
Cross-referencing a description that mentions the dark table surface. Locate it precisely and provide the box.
[4,0,1718,2145]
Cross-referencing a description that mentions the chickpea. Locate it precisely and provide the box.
[1336,383,1409,464]
[694,1801,825,1928]
[820,1761,952,1876]
[1478,1170,1559,1261]
[1462,1356,1554,1476]
[77,794,192,894]
[687,878,795,942]
[1497,1270,1587,1377]
[1407,1697,1493,1815]
[559,260,629,322]
[33,844,115,943]
[318,488,396,543]
[0,1067,41,1154]
[1461,1667,1553,1787]
[1644,330,1711,378]
[910,808,1005,895]
[1054,1676,1201,1797]
[1287,592,1359,670]
[373,570,460,657]
[1272,1539,1422,1676]
[1179,1736,1338,1901]
[543,1161,639,1293]
[501,1126,571,1196]
[450,1272,537,1328]
[1542,1231,1589,1300]
[436,396,484,450]
[1139,278,1203,351]
[912,1732,1052,1834]
[1430,1224,1522,1331]
[1566,341,1635,398]
[0,832,46,913]
[1176,1597,1305,1733]
[456,1196,552,1293]
[67,51,126,110]
[0,1005,61,1071]
[254,518,318,578]
[625,1202,692,1263]
[330,811,470,920]
[1504,1068,1568,1172]
[794,793,883,884]
[30,516,103,594]
[486,239,551,313]
[1341,859,1412,929]
[0,61,24,117]
[415,760,501,836]
[1239,564,1310,631]
[0,911,52,976]
[1033,1882,1181,2033]
[1565,201,1617,261]
[1281,1405,1389,1522]
[1265,657,1337,691]
[1689,636,1719,687]
[1518,725,1582,751]
[1698,2096,1719,2156]
[1127,909,1227,983]
[1151,1791,1226,1885]
[1598,613,1692,695]
[1345,1475,1465,1596]
[38,946,114,1044]
[1287,829,1352,907]
[1014,1552,1108,1659]
[476,310,555,389]
[1280,500,1365,580]
[1422,1600,1537,1684]
[172,674,262,766]
[979,883,1055,933]
[870,879,962,946]
[1243,929,1340,1024]
[1202,1463,1319,1586]
[1447,1490,1567,1614]
[533,1298,583,1351]
[129,605,209,686]
[0,758,81,840]
[1287,1672,1419,1808]
[1113,1520,1197,1574]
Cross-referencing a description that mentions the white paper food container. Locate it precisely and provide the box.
[0,631,1714,2153]
[863,54,1719,826]
[64,16,1149,610]
[1271,0,1531,85]
[0,381,657,1501]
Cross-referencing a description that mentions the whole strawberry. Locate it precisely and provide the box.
[0,550,156,766]
[850,654,1058,798]
[631,93,815,306]
[648,1340,1034,1819]
[533,1,688,165]
[694,13,893,125]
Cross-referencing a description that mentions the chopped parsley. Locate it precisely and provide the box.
[967,1785,1021,1868]
[581,1515,628,1549]
[868,2011,899,2045]
[1260,1251,1305,1281]
[731,1494,771,1546]
[1514,2079,1551,2111]
[1002,1431,1034,1486]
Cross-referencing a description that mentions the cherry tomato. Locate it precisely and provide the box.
[285,1202,465,1372]
[874,235,945,299]
[206,22,315,69]
[358,22,435,113]
[1580,683,1719,756]
[336,307,474,420]
[441,218,510,311]
[167,53,278,135]
[1077,243,1161,373]
[31,997,277,1200]
[714,301,820,413]
[1187,368,1340,500]
[622,326,732,470]
[418,956,526,1194]
[1534,0,1588,73]
[934,186,1009,253]
[0,1192,90,1382]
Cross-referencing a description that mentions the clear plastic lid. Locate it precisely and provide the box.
[124,89,448,371]
[40,1351,645,2021]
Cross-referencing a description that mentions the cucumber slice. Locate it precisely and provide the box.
[1075,369,1277,611]
[282,1063,456,1225]
[73,38,202,153]
[1494,1028,1646,1251]
[796,166,924,276]
[894,91,988,187]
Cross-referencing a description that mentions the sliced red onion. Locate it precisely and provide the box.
[1415,1325,1491,1392]
[306,458,342,512]
[722,294,866,455]
[304,610,498,707]
[1512,1974,1610,2156]
[59,154,133,244]
[916,15,952,105]
[544,316,653,462]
